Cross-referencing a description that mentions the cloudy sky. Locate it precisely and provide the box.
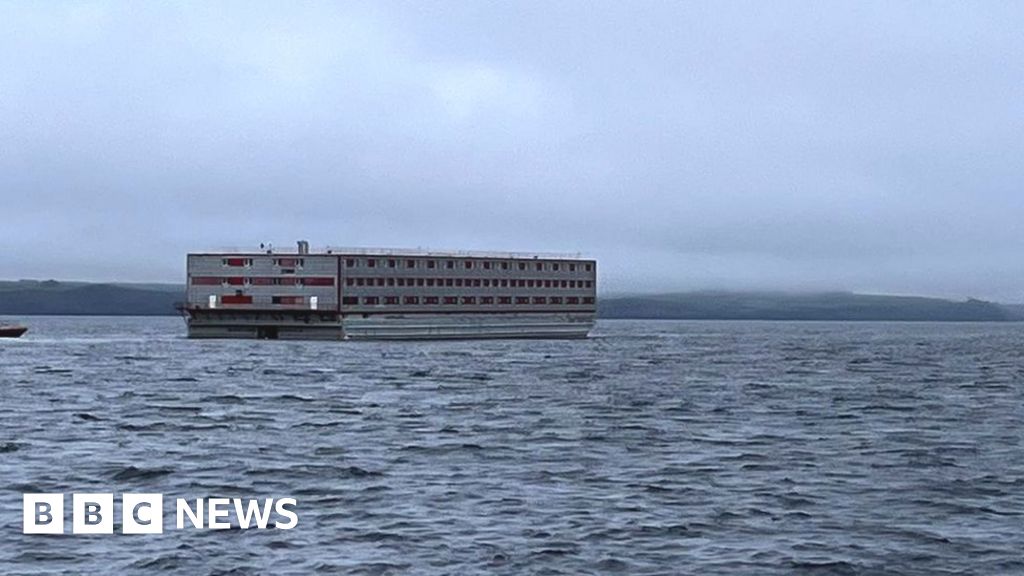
[1,1,1022,300]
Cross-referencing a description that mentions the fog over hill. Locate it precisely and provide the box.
[0,281,182,316]
[599,291,1018,322]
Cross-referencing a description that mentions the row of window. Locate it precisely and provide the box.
[222,257,306,268]
[194,276,596,289]
[345,258,592,273]
[219,257,595,273]
[219,295,311,305]
[192,277,335,286]
[344,277,594,289]
[340,295,595,306]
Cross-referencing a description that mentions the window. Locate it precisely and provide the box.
[545,280,552,288]
[516,296,529,304]
[427,278,435,287]
[501,262,509,270]
[404,296,419,305]
[585,281,592,288]
[567,296,580,304]
[388,259,396,268]
[583,297,595,304]
[276,277,297,285]
[427,260,436,269]
[483,261,492,269]
[346,258,356,268]
[500,279,508,287]
[425,296,439,304]
[384,296,399,305]
[279,268,295,275]
[446,260,454,269]
[533,296,547,304]
[570,280,576,288]
[417,278,425,286]
[387,278,395,286]
[569,264,576,272]
[483,279,490,287]
[367,259,376,268]
[499,296,512,304]
[191,276,221,285]
[561,280,567,288]
[444,296,458,305]
[398,278,406,287]
[407,259,416,268]
[473,279,481,287]
[223,258,252,267]
[585,264,592,271]
[465,260,473,269]
[535,262,543,271]
[376,278,385,287]
[517,279,525,287]
[227,277,244,285]
[527,280,535,288]
[272,295,304,305]
[550,296,562,304]
[342,296,358,305]
[461,296,476,305]
[518,262,526,270]
[221,294,253,304]
[346,278,355,286]
[553,263,559,271]
[481,296,494,304]
[301,277,334,286]
[276,258,303,267]
[356,278,365,286]
[363,296,380,305]
[455,279,463,287]
[445,278,454,286]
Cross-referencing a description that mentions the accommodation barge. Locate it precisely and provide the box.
[182,241,596,340]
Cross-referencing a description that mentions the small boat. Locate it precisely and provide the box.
[0,324,28,338]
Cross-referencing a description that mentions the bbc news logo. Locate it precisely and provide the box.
[23,494,298,534]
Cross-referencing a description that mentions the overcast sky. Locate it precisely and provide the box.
[2,1,1022,300]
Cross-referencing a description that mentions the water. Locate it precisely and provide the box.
[1,317,1023,575]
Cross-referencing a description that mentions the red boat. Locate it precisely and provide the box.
[0,325,28,338]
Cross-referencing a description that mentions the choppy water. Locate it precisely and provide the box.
[1,317,1023,575]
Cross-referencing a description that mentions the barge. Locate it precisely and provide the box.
[182,241,596,340]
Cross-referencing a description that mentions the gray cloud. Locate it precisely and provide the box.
[2,1,1023,300]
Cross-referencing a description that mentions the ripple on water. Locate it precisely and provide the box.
[1,317,1023,575]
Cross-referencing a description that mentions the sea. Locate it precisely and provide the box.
[1,317,1022,575]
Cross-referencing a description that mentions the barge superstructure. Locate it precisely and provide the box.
[182,241,596,340]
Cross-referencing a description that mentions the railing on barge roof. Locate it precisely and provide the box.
[200,245,587,260]
[323,246,586,260]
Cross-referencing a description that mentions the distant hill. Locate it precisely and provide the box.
[599,291,1017,322]
[0,280,182,316]
[0,281,1019,321]
[1000,304,1024,321]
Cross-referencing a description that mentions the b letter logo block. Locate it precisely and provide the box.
[23,494,64,534]
[72,493,114,534]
